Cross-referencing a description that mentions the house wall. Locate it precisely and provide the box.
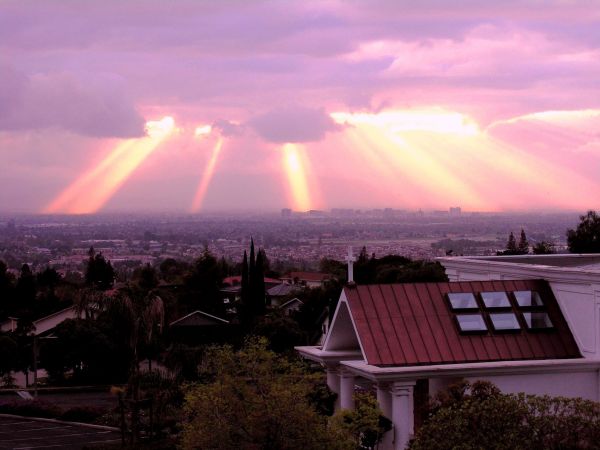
[427,370,600,402]
[465,371,600,401]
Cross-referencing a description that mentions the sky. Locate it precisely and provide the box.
[1,0,599,214]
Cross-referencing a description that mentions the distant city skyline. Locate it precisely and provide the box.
[1,1,599,213]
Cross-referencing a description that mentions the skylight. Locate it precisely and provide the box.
[481,291,511,308]
[514,291,544,307]
[489,312,521,331]
[455,314,488,332]
[448,293,478,310]
[522,312,553,330]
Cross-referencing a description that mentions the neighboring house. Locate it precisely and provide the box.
[296,254,600,450]
[221,276,281,306]
[278,297,304,315]
[0,306,79,336]
[280,271,332,288]
[169,309,231,344]
[267,283,299,307]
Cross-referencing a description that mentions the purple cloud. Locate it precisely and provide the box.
[248,106,341,143]
[0,65,145,138]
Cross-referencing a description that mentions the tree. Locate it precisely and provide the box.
[181,338,345,450]
[506,232,517,254]
[567,210,600,253]
[409,380,600,450]
[185,248,225,315]
[0,336,18,386]
[85,247,115,290]
[105,289,165,443]
[329,393,391,450]
[517,229,529,254]
[15,264,36,317]
[533,241,555,255]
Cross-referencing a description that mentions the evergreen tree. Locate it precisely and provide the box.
[85,247,115,290]
[15,264,36,316]
[249,238,256,312]
[567,210,600,253]
[241,250,249,304]
[254,249,266,315]
[505,232,517,254]
[517,229,529,255]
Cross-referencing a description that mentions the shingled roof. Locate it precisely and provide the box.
[336,279,580,367]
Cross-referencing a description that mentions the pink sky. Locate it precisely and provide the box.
[1,0,599,213]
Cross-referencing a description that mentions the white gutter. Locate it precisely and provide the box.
[341,357,600,382]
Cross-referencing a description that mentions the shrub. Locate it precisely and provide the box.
[60,405,106,423]
[0,399,61,418]
[409,381,600,450]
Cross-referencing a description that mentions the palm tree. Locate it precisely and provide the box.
[106,287,164,443]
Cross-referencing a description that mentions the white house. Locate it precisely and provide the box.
[296,254,600,450]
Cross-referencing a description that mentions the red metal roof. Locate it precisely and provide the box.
[281,271,331,282]
[344,279,580,367]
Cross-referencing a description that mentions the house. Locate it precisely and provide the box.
[0,306,80,336]
[296,254,600,450]
[169,310,231,344]
[280,271,332,288]
[267,283,299,307]
[278,297,304,315]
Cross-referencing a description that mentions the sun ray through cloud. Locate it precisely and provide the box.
[44,116,175,214]
[190,137,224,213]
[281,143,312,211]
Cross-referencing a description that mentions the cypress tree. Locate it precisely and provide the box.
[249,238,256,310]
[518,229,529,255]
[254,249,266,314]
[241,250,249,311]
[506,232,517,254]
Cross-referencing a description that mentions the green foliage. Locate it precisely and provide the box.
[533,240,555,254]
[0,335,18,377]
[409,380,600,450]
[181,337,344,450]
[39,318,128,383]
[498,230,529,256]
[329,393,391,450]
[253,311,305,353]
[354,253,447,284]
[517,229,529,254]
[567,210,600,253]
[184,248,225,315]
[85,247,115,290]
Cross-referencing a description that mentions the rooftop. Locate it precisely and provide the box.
[335,280,580,367]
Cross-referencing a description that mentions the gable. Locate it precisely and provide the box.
[323,294,363,354]
[170,310,228,327]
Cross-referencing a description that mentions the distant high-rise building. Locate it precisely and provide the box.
[281,208,292,218]
[449,206,462,216]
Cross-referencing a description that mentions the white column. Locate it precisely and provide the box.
[377,383,393,450]
[326,363,341,411]
[391,381,416,450]
[339,368,355,410]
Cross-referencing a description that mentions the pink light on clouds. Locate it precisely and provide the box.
[0,0,598,213]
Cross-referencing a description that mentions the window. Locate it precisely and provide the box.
[522,312,553,330]
[481,292,511,308]
[514,291,544,308]
[489,313,521,331]
[448,293,478,310]
[455,314,488,332]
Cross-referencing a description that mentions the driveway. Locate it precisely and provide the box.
[0,416,121,450]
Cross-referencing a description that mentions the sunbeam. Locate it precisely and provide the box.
[282,143,312,211]
[190,137,224,212]
[44,117,175,214]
